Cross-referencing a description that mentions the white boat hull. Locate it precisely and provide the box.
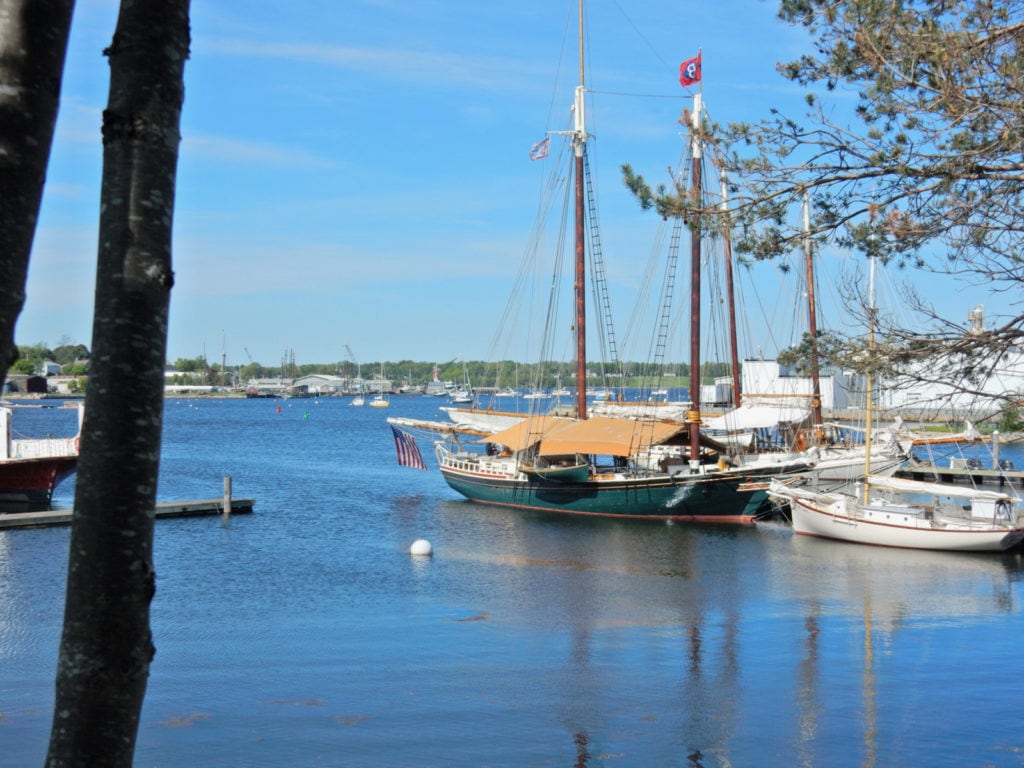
[783,487,1024,552]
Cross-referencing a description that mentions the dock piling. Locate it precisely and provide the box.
[222,475,232,516]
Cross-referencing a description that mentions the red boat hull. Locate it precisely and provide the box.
[0,457,79,506]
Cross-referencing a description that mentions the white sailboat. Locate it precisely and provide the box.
[370,362,389,408]
[449,357,474,404]
[767,258,1024,551]
[770,474,1024,551]
[345,345,365,405]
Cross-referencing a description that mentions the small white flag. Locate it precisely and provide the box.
[528,137,550,161]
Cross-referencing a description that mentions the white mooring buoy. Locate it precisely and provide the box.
[409,539,433,556]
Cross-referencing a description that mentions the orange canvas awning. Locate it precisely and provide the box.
[480,415,576,452]
[483,416,686,457]
[537,416,685,456]
[482,415,726,457]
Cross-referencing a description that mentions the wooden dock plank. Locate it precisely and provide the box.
[0,498,254,530]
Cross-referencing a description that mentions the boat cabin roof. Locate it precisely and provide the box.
[481,415,686,457]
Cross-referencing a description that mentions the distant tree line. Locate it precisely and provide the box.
[13,345,735,388]
[166,355,734,387]
[11,341,90,375]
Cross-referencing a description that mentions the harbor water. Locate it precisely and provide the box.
[3,396,1024,766]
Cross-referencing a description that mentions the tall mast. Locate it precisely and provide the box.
[803,193,823,426]
[719,168,741,408]
[572,0,588,420]
[863,254,876,491]
[687,91,703,463]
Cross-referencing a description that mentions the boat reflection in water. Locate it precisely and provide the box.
[430,500,1021,766]
[769,530,1019,767]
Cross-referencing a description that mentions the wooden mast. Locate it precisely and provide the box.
[863,254,876,496]
[803,192,823,426]
[719,168,741,409]
[572,0,588,421]
[687,91,703,463]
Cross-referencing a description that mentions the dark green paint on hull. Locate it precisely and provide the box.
[439,467,779,523]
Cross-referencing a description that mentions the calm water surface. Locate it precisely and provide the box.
[2,397,1024,767]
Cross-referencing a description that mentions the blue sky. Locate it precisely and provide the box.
[21,0,998,370]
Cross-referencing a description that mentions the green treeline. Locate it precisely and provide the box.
[171,355,730,389]
[14,343,731,388]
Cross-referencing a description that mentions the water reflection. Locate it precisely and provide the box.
[572,731,589,767]
[7,396,1024,767]
[431,504,758,763]
[426,501,1024,765]
[776,533,1018,622]
[862,596,877,768]
[775,532,1021,767]
[796,604,820,768]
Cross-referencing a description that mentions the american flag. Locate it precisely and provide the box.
[390,425,427,471]
[528,136,550,161]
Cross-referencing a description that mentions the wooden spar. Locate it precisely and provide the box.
[803,192,824,426]
[574,140,586,420]
[688,92,703,462]
[572,0,588,421]
[719,167,741,409]
[864,254,876,495]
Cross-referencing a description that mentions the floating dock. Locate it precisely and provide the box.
[895,465,1024,490]
[0,497,254,530]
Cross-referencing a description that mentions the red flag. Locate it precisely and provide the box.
[679,53,702,87]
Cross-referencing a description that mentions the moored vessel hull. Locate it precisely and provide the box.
[439,457,791,523]
[0,457,78,506]
[788,495,1024,552]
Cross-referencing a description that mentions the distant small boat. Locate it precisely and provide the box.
[425,365,448,397]
[449,388,473,404]
[370,363,389,407]
[351,395,365,407]
[449,357,475,404]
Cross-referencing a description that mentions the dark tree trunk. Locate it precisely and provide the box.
[0,0,74,383]
[46,2,190,766]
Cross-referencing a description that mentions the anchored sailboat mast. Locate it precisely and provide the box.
[803,193,824,426]
[687,91,703,463]
[572,0,588,420]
